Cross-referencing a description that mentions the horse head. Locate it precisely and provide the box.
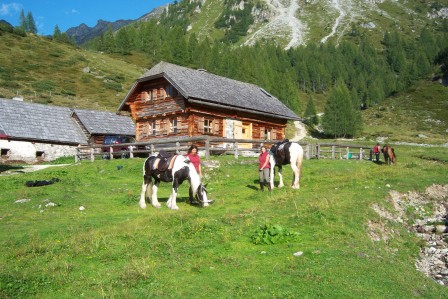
[195,183,212,207]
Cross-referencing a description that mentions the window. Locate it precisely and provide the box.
[170,118,178,134]
[204,119,213,134]
[265,128,271,140]
[141,91,150,101]
[159,88,165,100]
[166,85,178,98]
[148,121,156,135]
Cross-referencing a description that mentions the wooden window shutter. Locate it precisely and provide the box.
[213,119,219,135]
[156,119,161,135]
[198,116,204,133]
[177,116,183,132]
[272,129,277,140]
[163,119,168,135]
[260,127,265,139]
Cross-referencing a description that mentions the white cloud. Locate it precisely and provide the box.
[0,3,22,16]
[71,9,78,14]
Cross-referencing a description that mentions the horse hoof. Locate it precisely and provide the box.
[152,203,161,209]
[139,204,147,209]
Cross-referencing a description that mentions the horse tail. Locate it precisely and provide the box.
[391,148,396,164]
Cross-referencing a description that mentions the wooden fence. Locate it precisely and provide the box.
[75,136,373,162]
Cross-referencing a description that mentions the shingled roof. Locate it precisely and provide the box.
[119,61,300,121]
[0,98,87,144]
[0,99,135,145]
[72,109,135,136]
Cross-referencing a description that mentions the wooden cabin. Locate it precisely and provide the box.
[118,62,300,147]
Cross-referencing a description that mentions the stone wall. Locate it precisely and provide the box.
[0,140,78,163]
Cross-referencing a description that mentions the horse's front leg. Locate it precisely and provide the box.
[278,166,284,188]
[269,155,276,189]
[290,162,301,189]
[151,180,161,208]
[166,178,179,210]
[139,175,152,209]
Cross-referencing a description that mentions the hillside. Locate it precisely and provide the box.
[160,0,448,48]
[361,79,448,144]
[0,29,447,144]
[0,32,148,111]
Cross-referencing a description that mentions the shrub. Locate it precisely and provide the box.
[33,80,56,91]
[103,81,122,91]
[251,224,300,245]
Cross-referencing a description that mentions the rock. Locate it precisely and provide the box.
[436,225,448,233]
[15,198,31,203]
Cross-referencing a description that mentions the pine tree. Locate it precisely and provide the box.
[322,81,362,138]
[19,9,26,31]
[102,26,115,53]
[115,28,131,55]
[26,12,37,34]
[304,96,318,125]
[53,25,61,40]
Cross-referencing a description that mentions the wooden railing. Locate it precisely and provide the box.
[75,136,373,162]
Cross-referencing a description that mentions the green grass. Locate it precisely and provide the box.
[1,145,447,298]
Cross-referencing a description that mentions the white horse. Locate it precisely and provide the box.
[269,140,304,189]
[139,154,210,210]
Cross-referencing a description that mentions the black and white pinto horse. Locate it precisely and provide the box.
[139,154,210,210]
[269,140,304,189]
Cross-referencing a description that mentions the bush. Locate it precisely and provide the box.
[251,224,300,245]
[103,81,122,91]
[32,80,56,92]
[61,89,76,96]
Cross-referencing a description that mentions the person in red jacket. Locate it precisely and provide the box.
[185,145,202,177]
[258,146,271,191]
[373,143,381,162]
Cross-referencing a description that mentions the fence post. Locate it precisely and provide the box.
[316,144,320,159]
[75,147,79,163]
[176,142,180,154]
[205,137,210,160]
[109,146,113,160]
[305,144,310,160]
[359,148,363,160]
[90,147,94,162]
[331,145,335,160]
[150,144,155,155]
[234,142,239,159]
[129,146,134,159]
[346,147,350,160]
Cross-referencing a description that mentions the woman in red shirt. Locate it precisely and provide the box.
[373,143,381,162]
[258,146,271,191]
[185,145,202,177]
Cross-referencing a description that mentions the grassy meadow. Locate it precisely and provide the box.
[1,145,447,298]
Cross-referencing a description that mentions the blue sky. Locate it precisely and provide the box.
[0,0,173,35]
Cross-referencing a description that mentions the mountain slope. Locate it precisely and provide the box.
[66,5,168,45]
[0,32,147,111]
[175,0,448,48]
[66,19,134,45]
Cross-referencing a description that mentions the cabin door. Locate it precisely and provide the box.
[233,120,252,148]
